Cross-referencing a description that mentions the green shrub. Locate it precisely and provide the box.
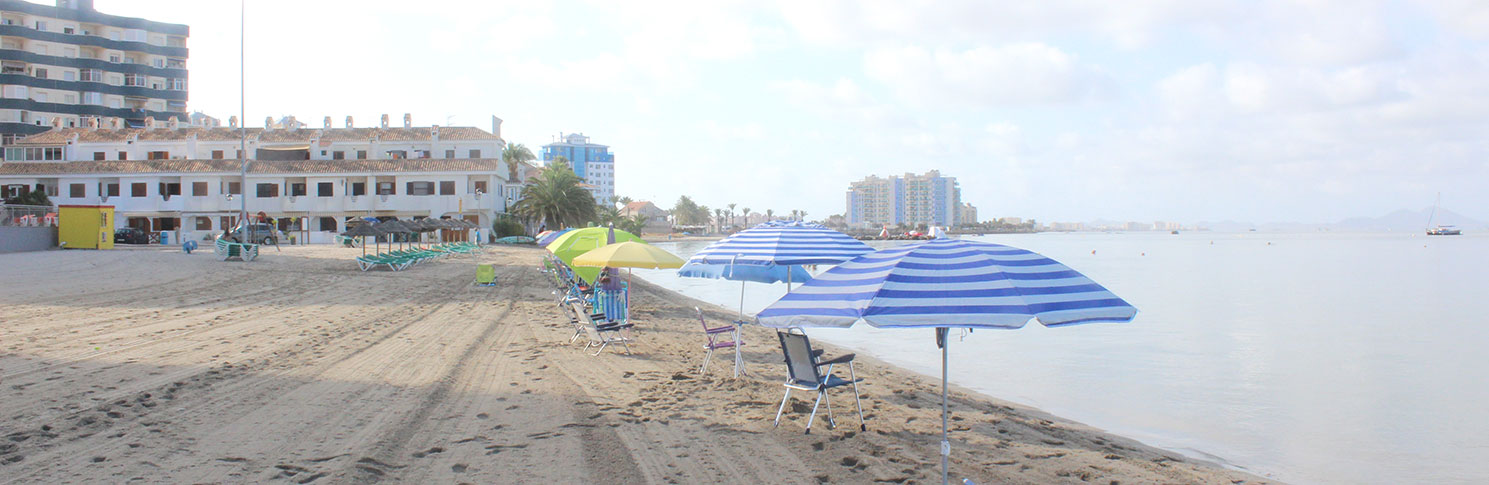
[492,219,526,238]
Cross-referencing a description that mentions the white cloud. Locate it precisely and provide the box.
[863,44,1113,107]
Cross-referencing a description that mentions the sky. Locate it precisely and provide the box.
[97,0,1489,224]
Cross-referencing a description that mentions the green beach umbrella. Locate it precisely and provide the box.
[546,226,645,283]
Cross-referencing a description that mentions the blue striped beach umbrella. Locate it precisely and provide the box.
[757,238,1136,484]
[680,221,873,319]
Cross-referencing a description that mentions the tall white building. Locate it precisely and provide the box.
[845,170,961,228]
[0,0,190,144]
[0,113,517,243]
[540,132,614,204]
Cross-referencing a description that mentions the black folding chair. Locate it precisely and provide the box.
[773,329,866,434]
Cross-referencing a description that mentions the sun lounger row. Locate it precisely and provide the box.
[355,243,482,271]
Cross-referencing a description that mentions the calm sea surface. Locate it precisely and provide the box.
[630,232,1489,484]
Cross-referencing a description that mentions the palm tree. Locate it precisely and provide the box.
[727,203,736,227]
[617,195,634,207]
[502,143,535,183]
[715,208,724,232]
[740,207,751,227]
[800,210,808,222]
[511,160,596,229]
[790,209,799,221]
[765,209,774,221]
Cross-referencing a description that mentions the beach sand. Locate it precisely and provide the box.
[0,244,1272,484]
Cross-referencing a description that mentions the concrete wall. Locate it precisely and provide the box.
[0,226,57,253]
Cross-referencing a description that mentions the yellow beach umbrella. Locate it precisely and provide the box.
[547,227,645,282]
[572,241,684,269]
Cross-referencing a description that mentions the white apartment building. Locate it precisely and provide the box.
[0,113,517,243]
[0,0,189,144]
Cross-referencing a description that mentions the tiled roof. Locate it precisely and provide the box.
[12,125,501,145]
[0,159,506,176]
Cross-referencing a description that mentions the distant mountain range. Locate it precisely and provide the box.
[1334,207,1484,232]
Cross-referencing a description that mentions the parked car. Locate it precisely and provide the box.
[114,227,150,244]
[227,223,284,245]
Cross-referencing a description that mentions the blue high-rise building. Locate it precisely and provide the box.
[845,170,961,229]
[541,132,613,204]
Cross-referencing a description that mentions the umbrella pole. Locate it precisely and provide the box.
[939,327,950,485]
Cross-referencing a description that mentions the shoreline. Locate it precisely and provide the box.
[626,275,1275,482]
[0,244,1272,483]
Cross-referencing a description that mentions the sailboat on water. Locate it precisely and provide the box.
[1426,193,1462,236]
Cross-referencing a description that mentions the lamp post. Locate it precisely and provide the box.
[237,0,248,244]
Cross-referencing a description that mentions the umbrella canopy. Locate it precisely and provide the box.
[687,221,871,266]
[572,241,685,269]
[677,260,810,283]
[756,238,1136,484]
[536,228,572,247]
[342,223,384,255]
[546,227,645,282]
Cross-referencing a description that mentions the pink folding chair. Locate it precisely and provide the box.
[696,307,745,377]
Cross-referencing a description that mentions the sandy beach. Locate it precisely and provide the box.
[0,244,1270,484]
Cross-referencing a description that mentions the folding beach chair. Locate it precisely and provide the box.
[773,329,866,434]
[570,302,633,356]
[696,307,744,377]
[475,264,497,286]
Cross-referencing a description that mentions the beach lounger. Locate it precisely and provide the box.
[696,307,745,377]
[475,264,497,286]
[773,329,866,434]
[570,302,632,356]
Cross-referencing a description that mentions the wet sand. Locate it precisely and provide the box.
[0,244,1271,483]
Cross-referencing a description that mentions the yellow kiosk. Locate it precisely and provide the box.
[58,205,114,249]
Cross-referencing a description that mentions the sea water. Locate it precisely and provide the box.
[629,232,1489,484]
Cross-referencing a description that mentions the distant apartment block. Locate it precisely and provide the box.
[0,113,515,243]
[0,0,189,144]
[845,170,961,228]
[957,202,977,225]
[541,132,613,204]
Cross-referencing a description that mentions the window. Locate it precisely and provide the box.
[406,181,434,196]
[131,183,146,197]
[356,150,367,159]
[195,217,211,230]
[350,182,366,196]
[32,68,47,79]
[192,182,207,196]
[211,150,223,160]
[288,183,306,197]
[81,69,102,82]
[63,27,74,35]
[473,181,487,193]
[108,53,121,63]
[63,71,75,81]
[93,151,105,161]
[105,183,118,197]
[469,149,481,158]
[147,151,169,160]
[255,183,278,198]
[82,92,102,105]
[332,151,344,160]
[152,59,164,68]
[226,182,241,195]
[439,181,455,195]
[34,21,46,31]
[376,182,394,195]
[159,183,180,196]
[445,149,455,159]
[4,147,64,161]
[69,183,84,198]
[124,74,145,87]
[387,150,406,159]
[317,182,332,197]
[117,151,126,160]
[318,217,337,232]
